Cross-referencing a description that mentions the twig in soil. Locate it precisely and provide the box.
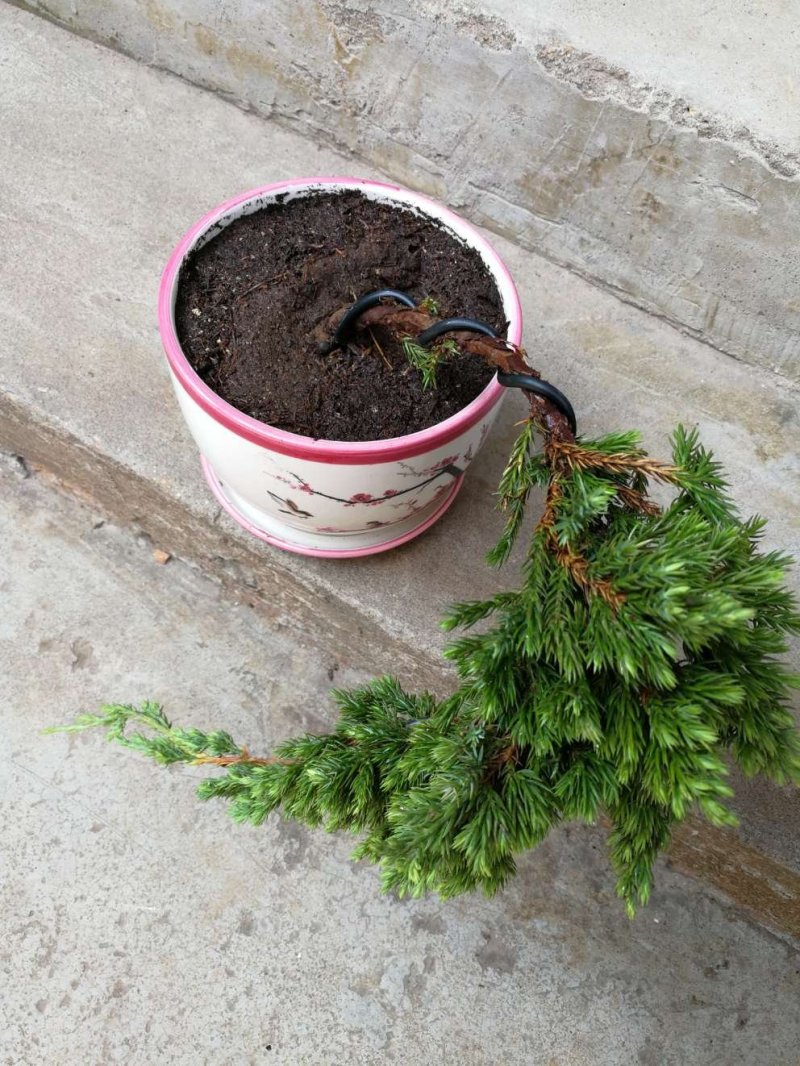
[234,272,289,301]
[368,328,392,370]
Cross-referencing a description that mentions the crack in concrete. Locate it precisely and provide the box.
[535,43,800,181]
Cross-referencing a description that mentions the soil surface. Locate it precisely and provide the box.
[175,190,505,441]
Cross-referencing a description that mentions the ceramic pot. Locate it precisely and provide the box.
[158,177,522,558]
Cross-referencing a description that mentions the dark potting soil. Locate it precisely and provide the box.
[175,190,505,441]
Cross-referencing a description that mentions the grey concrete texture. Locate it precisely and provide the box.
[15,0,800,380]
[1,5,800,921]
[3,455,800,1065]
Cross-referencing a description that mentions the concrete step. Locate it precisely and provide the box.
[14,0,800,382]
[1,4,799,935]
[3,453,800,1064]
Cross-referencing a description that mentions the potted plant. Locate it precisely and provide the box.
[158,177,522,557]
[54,180,800,915]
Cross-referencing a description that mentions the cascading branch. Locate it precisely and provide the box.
[52,331,800,915]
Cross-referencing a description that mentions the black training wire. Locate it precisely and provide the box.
[329,289,416,350]
[414,317,577,432]
[497,372,577,434]
[416,317,498,346]
[324,292,578,432]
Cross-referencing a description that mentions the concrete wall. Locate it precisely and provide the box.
[21,0,800,381]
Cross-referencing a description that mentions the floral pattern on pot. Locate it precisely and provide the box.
[266,451,469,529]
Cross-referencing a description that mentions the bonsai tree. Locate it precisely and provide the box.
[54,304,800,915]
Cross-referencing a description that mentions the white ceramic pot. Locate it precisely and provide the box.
[158,177,522,558]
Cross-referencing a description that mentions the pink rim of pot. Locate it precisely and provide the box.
[158,177,523,465]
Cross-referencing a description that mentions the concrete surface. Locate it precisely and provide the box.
[1,5,800,927]
[13,0,800,380]
[3,454,800,1066]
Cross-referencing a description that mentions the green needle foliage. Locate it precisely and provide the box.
[402,335,461,390]
[51,424,800,915]
[417,295,441,316]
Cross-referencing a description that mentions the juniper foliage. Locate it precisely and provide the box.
[52,424,800,914]
[401,336,461,390]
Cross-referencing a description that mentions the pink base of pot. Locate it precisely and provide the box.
[201,456,464,558]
